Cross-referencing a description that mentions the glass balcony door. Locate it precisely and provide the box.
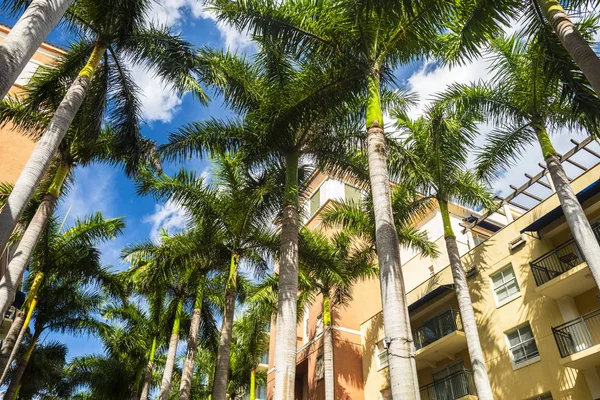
[431,361,468,400]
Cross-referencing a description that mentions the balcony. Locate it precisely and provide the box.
[530,238,596,299]
[419,370,477,400]
[553,309,600,370]
[257,352,269,371]
[413,309,467,370]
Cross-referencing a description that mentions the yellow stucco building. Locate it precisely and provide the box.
[267,138,600,400]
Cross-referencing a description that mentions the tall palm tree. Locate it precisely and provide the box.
[298,229,377,400]
[0,0,73,100]
[0,212,125,383]
[160,43,412,398]
[444,0,600,97]
[207,2,450,396]
[123,228,223,400]
[0,0,206,255]
[441,32,600,293]
[230,303,271,400]
[137,154,276,400]
[0,83,162,318]
[394,105,497,399]
[3,339,71,400]
[3,276,107,399]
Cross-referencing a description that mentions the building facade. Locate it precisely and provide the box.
[266,143,600,399]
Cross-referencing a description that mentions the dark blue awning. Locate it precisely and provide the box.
[464,215,502,232]
[521,179,600,233]
[408,285,454,313]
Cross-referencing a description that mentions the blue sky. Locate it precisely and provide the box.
[3,1,600,364]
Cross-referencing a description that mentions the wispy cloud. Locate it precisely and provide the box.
[143,199,189,242]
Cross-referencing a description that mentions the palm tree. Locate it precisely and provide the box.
[0,212,125,383]
[0,0,206,255]
[207,2,451,396]
[137,153,277,400]
[3,339,71,400]
[123,228,223,400]
[159,43,412,398]
[3,276,107,399]
[441,33,600,293]
[230,304,271,400]
[394,105,497,399]
[0,0,73,100]
[298,229,377,400]
[444,0,600,97]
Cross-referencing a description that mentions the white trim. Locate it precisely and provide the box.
[511,355,541,371]
[491,264,521,308]
[297,332,323,353]
[267,368,275,375]
[332,326,361,335]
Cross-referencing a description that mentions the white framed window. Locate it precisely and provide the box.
[528,393,552,400]
[256,385,267,400]
[316,313,323,336]
[506,323,539,366]
[316,354,324,380]
[491,264,520,306]
[473,232,488,246]
[376,340,389,369]
[303,306,309,343]
[379,387,392,400]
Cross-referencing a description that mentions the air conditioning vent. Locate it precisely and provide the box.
[508,235,526,250]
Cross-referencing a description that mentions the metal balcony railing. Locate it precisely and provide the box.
[413,309,462,351]
[553,308,600,358]
[530,238,586,286]
[419,370,476,400]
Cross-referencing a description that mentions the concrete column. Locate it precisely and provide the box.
[503,204,514,223]
[557,296,580,321]
[583,369,600,399]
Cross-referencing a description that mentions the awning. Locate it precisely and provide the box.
[408,285,454,313]
[464,215,502,232]
[521,179,600,233]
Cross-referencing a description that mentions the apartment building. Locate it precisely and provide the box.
[266,138,600,400]
[0,24,66,339]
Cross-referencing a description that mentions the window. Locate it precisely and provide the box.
[528,393,553,400]
[379,388,392,400]
[473,232,488,246]
[316,313,323,336]
[15,61,40,86]
[506,323,539,365]
[310,188,321,216]
[256,385,267,400]
[376,340,388,369]
[260,351,269,365]
[303,306,309,343]
[316,354,324,380]
[491,265,520,305]
[344,184,361,204]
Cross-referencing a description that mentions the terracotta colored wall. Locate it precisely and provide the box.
[0,26,65,186]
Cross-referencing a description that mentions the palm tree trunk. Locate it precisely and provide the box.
[0,0,73,100]
[322,291,334,400]
[537,0,600,97]
[0,311,24,380]
[139,336,157,400]
[250,368,256,400]
[439,201,493,400]
[0,272,42,384]
[179,277,205,400]
[158,297,184,400]
[273,151,300,400]
[3,330,39,400]
[365,71,420,399]
[0,163,69,318]
[0,43,105,254]
[212,253,239,400]
[535,128,600,288]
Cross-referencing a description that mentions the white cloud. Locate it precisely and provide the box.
[130,64,184,124]
[58,165,116,223]
[143,199,190,242]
